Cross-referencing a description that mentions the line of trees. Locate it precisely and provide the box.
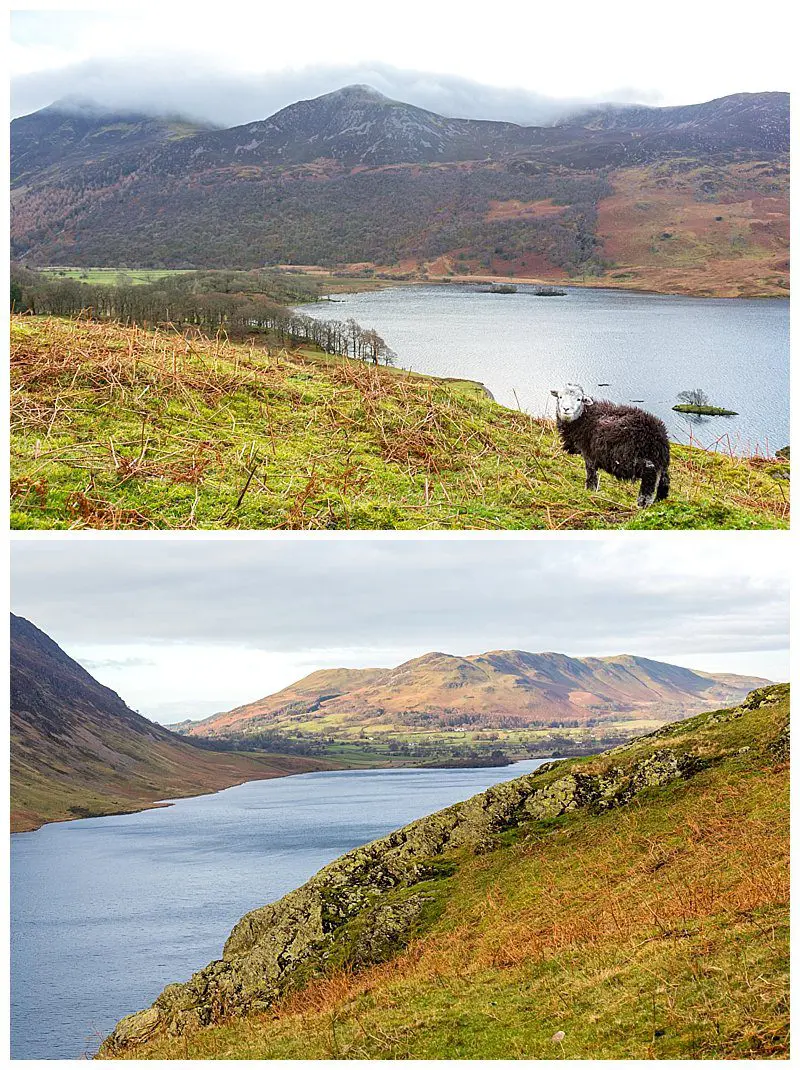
[10,266,396,364]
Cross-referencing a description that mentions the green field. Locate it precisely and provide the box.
[217,723,644,768]
[11,315,789,530]
[40,267,194,286]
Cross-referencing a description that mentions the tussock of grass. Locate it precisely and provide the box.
[11,315,788,529]
[112,687,789,1060]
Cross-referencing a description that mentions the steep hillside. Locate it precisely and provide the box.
[100,683,790,1060]
[193,650,768,738]
[10,614,333,832]
[10,88,789,296]
[10,317,789,531]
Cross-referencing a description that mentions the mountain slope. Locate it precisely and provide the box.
[100,683,790,1060]
[10,88,789,297]
[10,99,211,185]
[560,92,789,152]
[189,649,769,738]
[10,614,333,832]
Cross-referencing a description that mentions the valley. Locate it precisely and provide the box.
[100,683,790,1060]
[9,614,335,832]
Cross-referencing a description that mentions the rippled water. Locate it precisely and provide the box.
[10,761,546,1059]
[299,285,789,453]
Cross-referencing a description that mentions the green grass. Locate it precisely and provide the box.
[109,685,789,1060]
[11,316,788,530]
[38,268,194,286]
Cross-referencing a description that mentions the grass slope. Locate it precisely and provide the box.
[106,684,789,1060]
[11,316,788,530]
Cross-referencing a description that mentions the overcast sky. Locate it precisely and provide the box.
[10,3,792,125]
[10,535,789,724]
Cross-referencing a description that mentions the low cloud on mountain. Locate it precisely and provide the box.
[11,58,655,128]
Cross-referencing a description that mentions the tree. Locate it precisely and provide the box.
[11,279,23,311]
[677,388,711,407]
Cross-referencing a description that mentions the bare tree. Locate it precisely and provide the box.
[677,388,711,407]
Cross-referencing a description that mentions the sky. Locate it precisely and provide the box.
[9,2,793,125]
[10,535,790,724]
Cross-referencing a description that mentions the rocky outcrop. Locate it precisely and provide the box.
[99,733,718,1055]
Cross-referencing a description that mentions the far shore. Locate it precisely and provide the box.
[282,265,789,301]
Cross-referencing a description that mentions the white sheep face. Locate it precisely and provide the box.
[550,383,592,423]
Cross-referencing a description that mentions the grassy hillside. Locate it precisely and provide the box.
[10,316,788,530]
[101,683,789,1060]
[591,158,789,298]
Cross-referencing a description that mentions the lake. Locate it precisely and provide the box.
[298,285,789,454]
[10,760,547,1059]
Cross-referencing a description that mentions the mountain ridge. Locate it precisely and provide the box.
[185,648,769,739]
[10,86,789,297]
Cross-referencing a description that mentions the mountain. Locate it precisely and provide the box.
[186,649,769,739]
[10,99,213,185]
[100,683,790,1059]
[10,614,332,832]
[10,87,789,297]
[560,92,789,151]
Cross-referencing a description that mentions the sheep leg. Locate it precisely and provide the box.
[584,460,600,491]
[637,463,660,507]
[656,469,670,501]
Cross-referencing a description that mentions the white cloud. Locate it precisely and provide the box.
[10,3,791,124]
[11,535,789,722]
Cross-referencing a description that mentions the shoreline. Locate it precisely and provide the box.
[10,757,340,836]
[33,264,790,301]
[11,754,555,836]
[296,267,790,302]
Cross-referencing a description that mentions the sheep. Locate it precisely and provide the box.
[550,383,670,507]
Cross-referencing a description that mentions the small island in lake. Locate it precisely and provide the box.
[673,388,738,416]
[673,403,739,416]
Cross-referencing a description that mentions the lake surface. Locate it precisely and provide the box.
[10,761,546,1060]
[298,285,789,453]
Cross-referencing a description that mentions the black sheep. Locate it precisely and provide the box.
[550,384,670,507]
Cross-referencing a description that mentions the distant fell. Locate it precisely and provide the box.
[10,100,212,184]
[188,648,769,738]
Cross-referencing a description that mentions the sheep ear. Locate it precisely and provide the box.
[583,396,595,406]
[550,389,559,398]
